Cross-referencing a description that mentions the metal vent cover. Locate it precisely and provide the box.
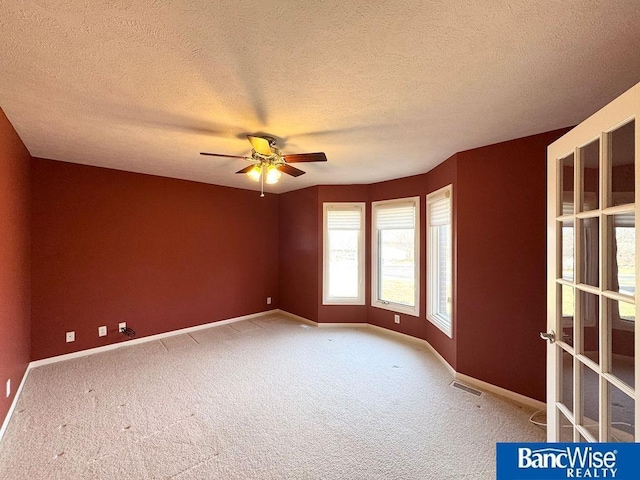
[450,381,482,396]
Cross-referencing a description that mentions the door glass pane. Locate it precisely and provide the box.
[579,217,600,287]
[581,139,600,211]
[561,348,574,413]
[581,363,600,439]
[608,382,635,442]
[559,409,575,442]
[580,291,600,364]
[609,120,635,207]
[606,214,635,295]
[561,220,574,281]
[561,285,574,346]
[608,298,635,389]
[561,153,575,215]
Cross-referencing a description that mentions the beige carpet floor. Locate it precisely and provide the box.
[0,313,544,479]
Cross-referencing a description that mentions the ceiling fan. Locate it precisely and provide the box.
[201,135,327,196]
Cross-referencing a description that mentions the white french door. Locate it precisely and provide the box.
[546,82,639,442]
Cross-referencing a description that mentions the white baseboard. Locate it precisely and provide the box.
[2,308,545,446]
[0,366,31,444]
[455,372,546,411]
[317,322,368,328]
[2,310,279,444]
[30,309,279,368]
[279,310,545,411]
[277,309,318,326]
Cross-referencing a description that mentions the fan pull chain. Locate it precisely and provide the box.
[260,164,265,197]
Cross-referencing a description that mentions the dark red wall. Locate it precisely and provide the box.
[455,128,569,401]
[0,109,31,427]
[30,159,279,360]
[278,187,320,322]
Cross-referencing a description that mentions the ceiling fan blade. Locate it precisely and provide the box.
[279,164,306,177]
[283,152,327,163]
[200,152,250,159]
[247,135,272,156]
[235,165,258,174]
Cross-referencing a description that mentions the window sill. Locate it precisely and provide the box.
[427,313,453,338]
[373,301,419,317]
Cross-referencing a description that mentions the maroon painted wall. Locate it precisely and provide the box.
[278,187,320,322]
[30,159,279,360]
[0,109,31,427]
[455,128,570,401]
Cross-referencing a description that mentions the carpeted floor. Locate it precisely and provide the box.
[0,313,545,479]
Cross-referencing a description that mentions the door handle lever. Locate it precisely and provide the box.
[540,330,556,344]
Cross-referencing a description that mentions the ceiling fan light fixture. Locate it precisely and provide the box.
[265,164,281,184]
[247,164,262,182]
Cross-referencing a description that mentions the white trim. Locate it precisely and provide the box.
[316,322,368,328]
[426,184,453,337]
[371,196,420,317]
[322,202,366,305]
[277,309,318,326]
[1,310,280,444]
[454,372,546,411]
[30,310,279,368]
[0,366,31,444]
[279,311,543,410]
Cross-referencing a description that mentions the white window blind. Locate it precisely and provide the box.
[376,203,415,229]
[428,197,450,226]
[327,208,362,230]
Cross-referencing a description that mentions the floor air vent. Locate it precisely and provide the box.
[450,381,482,396]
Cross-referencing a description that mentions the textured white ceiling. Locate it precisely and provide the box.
[2,1,640,193]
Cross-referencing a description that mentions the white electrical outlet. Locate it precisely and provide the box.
[119,322,126,333]
[66,331,75,342]
[394,314,400,324]
[6,379,10,398]
[98,326,107,337]
[266,297,272,305]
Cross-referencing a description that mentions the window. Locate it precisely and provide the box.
[323,203,365,305]
[427,185,453,337]
[372,197,420,316]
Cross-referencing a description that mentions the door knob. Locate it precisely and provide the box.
[540,330,556,344]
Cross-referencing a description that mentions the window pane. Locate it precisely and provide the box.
[608,298,635,389]
[560,347,574,414]
[579,217,599,288]
[608,382,635,442]
[581,363,600,439]
[561,285,574,347]
[609,120,635,207]
[561,153,575,215]
[607,215,635,296]
[433,224,452,318]
[379,229,415,306]
[328,230,359,298]
[580,139,600,212]
[580,291,600,365]
[561,220,574,281]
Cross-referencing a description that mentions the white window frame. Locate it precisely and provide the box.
[323,202,366,305]
[426,185,453,337]
[371,197,420,316]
